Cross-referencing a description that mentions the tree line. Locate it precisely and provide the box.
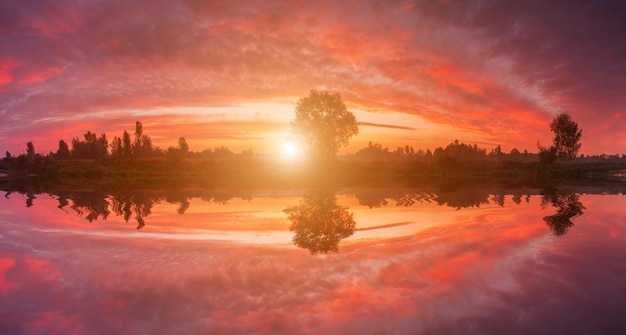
[288,90,591,165]
[2,121,257,165]
[49,121,190,160]
[1,89,602,172]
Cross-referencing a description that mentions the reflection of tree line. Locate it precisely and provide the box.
[281,189,586,255]
[352,188,586,237]
[54,191,156,229]
[4,189,245,230]
[353,188,530,210]
[1,186,591,253]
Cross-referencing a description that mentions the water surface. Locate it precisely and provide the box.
[1,187,625,334]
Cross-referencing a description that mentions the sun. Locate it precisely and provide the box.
[280,139,303,160]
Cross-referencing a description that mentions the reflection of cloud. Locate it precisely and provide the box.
[0,194,548,333]
[2,192,626,333]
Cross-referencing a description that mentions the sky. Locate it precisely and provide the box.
[1,0,625,156]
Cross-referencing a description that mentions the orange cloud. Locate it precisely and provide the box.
[0,0,624,155]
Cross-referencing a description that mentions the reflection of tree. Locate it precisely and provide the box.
[110,194,153,229]
[434,189,491,210]
[0,186,253,229]
[353,189,390,208]
[283,192,356,254]
[25,192,36,207]
[165,192,190,214]
[54,191,153,229]
[353,189,516,210]
[56,191,111,221]
[541,193,585,236]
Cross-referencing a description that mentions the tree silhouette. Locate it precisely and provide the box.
[283,191,356,254]
[133,121,153,157]
[291,90,358,160]
[122,130,132,158]
[110,137,123,158]
[26,142,35,162]
[178,137,189,155]
[71,131,108,159]
[56,140,71,160]
[550,113,582,159]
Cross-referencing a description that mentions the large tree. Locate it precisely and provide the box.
[291,90,358,159]
[550,113,582,159]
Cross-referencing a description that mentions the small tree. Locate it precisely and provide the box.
[550,113,582,159]
[122,131,132,158]
[110,137,123,158]
[56,140,71,160]
[26,142,36,161]
[291,90,358,160]
[178,137,189,155]
[133,121,152,157]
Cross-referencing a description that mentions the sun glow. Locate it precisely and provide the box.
[280,139,304,160]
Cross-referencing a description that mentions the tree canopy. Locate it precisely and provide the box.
[291,90,358,159]
[550,113,582,159]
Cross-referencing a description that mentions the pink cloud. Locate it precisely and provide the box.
[0,59,19,87]
[0,0,624,155]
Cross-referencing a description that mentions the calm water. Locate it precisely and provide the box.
[1,186,625,334]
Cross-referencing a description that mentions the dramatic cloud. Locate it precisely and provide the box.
[1,0,625,154]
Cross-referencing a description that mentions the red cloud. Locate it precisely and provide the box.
[0,0,624,155]
[0,59,19,87]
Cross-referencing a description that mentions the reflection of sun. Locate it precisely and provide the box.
[280,139,303,160]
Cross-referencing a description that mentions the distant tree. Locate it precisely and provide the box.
[291,90,358,159]
[490,145,503,157]
[140,135,153,156]
[134,121,143,150]
[71,131,108,159]
[122,131,132,158]
[354,141,392,160]
[26,142,35,161]
[110,137,123,158]
[56,140,71,160]
[133,121,153,157]
[537,142,557,164]
[178,137,189,155]
[212,146,232,159]
[550,113,582,159]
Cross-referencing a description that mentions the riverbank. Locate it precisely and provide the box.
[1,158,625,191]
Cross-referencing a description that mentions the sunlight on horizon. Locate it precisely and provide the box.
[279,138,305,161]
